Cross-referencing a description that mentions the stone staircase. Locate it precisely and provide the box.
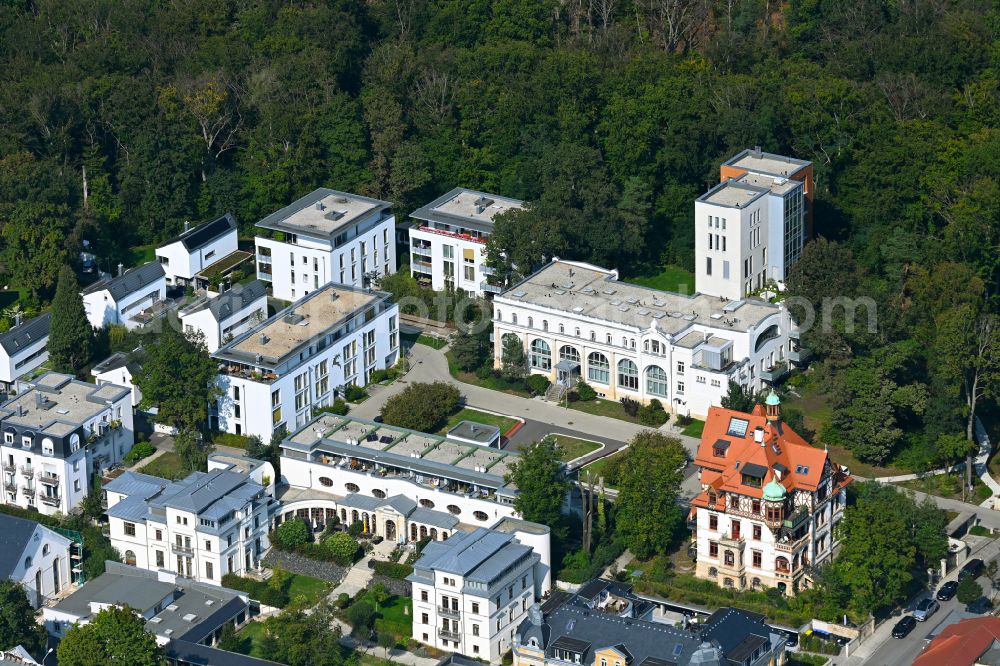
[545,383,567,403]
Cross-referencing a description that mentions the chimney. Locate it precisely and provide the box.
[754,427,764,445]
[752,145,762,158]
[183,220,190,233]
[117,263,124,277]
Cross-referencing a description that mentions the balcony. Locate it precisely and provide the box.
[3,478,16,492]
[438,606,460,619]
[788,346,813,364]
[0,461,14,474]
[719,534,745,550]
[172,543,194,555]
[38,471,59,486]
[416,225,485,245]
[22,486,35,498]
[256,253,272,265]
[760,362,789,383]
[775,533,810,553]
[19,465,33,477]
[40,494,60,507]
[437,628,461,641]
[410,244,432,257]
[480,281,502,294]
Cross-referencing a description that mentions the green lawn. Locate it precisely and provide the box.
[568,398,639,424]
[446,352,533,398]
[416,334,448,349]
[681,418,705,438]
[127,243,157,266]
[374,594,412,640]
[624,264,695,295]
[440,407,520,436]
[580,450,626,488]
[549,434,602,462]
[286,573,331,608]
[235,621,268,657]
[787,656,828,666]
[138,451,188,480]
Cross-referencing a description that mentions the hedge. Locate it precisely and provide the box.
[221,573,289,608]
[372,560,414,580]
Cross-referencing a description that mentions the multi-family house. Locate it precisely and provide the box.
[493,259,800,415]
[91,350,144,406]
[211,282,399,439]
[695,149,813,301]
[155,214,240,288]
[254,188,396,301]
[513,578,787,666]
[690,392,852,595]
[0,372,134,515]
[0,513,72,608]
[104,468,278,585]
[81,261,167,329]
[179,280,268,353]
[409,527,541,662]
[0,312,50,389]
[408,188,524,297]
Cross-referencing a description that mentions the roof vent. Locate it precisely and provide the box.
[314,201,326,211]
[335,196,349,204]
[259,334,269,345]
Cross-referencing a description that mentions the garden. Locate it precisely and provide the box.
[137,451,187,480]
[548,434,602,462]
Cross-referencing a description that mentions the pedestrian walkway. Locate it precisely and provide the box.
[328,540,396,599]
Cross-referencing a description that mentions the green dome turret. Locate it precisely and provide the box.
[763,478,787,502]
[765,390,781,406]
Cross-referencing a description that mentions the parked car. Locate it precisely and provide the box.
[936,581,959,601]
[960,558,985,580]
[966,596,994,614]
[914,598,940,622]
[892,615,917,639]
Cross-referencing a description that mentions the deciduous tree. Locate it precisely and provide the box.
[57,605,162,666]
[506,437,570,538]
[0,581,47,657]
[133,328,220,433]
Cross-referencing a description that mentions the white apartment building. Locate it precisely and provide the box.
[81,261,167,329]
[254,188,396,301]
[696,149,812,301]
[91,350,143,406]
[0,513,72,608]
[212,283,400,439]
[690,394,851,595]
[155,214,239,287]
[408,188,524,297]
[104,468,278,584]
[0,372,135,516]
[179,280,268,353]
[0,312,50,389]
[493,259,796,417]
[409,527,540,663]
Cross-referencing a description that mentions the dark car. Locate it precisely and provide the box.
[892,615,917,639]
[960,558,985,580]
[967,596,994,614]
[937,581,959,601]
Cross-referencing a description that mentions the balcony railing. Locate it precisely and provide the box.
[3,478,17,491]
[410,245,432,257]
[719,534,745,550]
[22,486,35,497]
[19,465,33,477]
[256,254,272,265]
[0,462,14,474]
[788,346,813,364]
[172,543,194,555]
[40,494,60,506]
[38,471,59,486]
[760,362,790,383]
[775,533,810,553]
[438,607,460,619]
[437,628,461,641]
[416,225,485,245]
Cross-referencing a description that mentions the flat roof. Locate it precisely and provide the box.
[256,188,391,238]
[410,187,525,233]
[447,420,500,444]
[213,283,387,367]
[724,149,811,178]
[738,172,801,196]
[698,178,768,208]
[0,372,129,431]
[496,260,780,335]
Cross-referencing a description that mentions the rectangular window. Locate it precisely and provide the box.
[752,550,762,568]
[753,524,762,540]
[472,602,479,614]
[709,541,719,557]
[155,551,164,568]
[205,540,212,552]
[677,361,684,374]
[709,514,717,530]
[421,590,428,602]
[206,562,214,580]
[708,234,713,250]
[706,257,712,276]
[124,522,136,536]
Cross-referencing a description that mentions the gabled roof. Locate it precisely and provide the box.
[82,261,165,301]
[161,214,237,252]
[0,312,50,356]
[181,280,267,323]
[0,514,44,578]
[914,617,1000,666]
[163,639,284,666]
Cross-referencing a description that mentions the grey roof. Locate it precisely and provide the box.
[164,639,284,666]
[699,607,771,660]
[413,527,519,577]
[104,471,170,498]
[161,214,237,252]
[256,188,391,239]
[447,420,500,444]
[0,312,50,356]
[91,351,129,374]
[82,261,165,301]
[465,542,532,583]
[435,655,486,666]
[410,187,524,235]
[181,280,267,323]
[107,469,267,525]
[0,514,45,578]
[409,507,459,529]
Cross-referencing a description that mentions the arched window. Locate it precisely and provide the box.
[24,556,32,568]
[776,556,790,573]
[708,567,718,578]
[588,352,609,384]
[542,320,548,332]
[558,346,580,363]
[124,550,136,566]
[618,359,639,391]
[527,316,533,328]
[724,550,735,566]
[496,309,502,321]
[645,365,668,396]
[530,339,551,371]
[447,505,461,515]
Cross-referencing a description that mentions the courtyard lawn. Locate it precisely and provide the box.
[374,594,412,640]
[286,573,331,608]
[127,243,157,266]
[138,451,187,480]
[416,333,448,349]
[680,418,705,438]
[568,398,639,424]
[446,352,533,398]
[440,407,520,436]
[580,450,626,488]
[235,621,267,657]
[624,264,695,295]
[549,434,602,462]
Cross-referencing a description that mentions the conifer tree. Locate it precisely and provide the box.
[48,265,93,373]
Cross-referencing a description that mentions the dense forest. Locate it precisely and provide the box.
[0,0,998,469]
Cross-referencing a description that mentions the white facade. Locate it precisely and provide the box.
[493,260,794,418]
[410,528,540,663]
[81,262,167,330]
[105,468,276,585]
[91,352,143,406]
[155,214,239,286]
[0,313,50,387]
[0,373,135,516]
[180,281,268,353]
[254,188,397,301]
[408,188,524,297]
[212,284,400,440]
[0,514,72,608]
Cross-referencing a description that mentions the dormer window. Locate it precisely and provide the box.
[712,438,729,458]
[21,435,32,449]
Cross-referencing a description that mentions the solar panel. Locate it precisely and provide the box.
[727,417,750,437]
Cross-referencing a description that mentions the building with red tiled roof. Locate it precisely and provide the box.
[913,617,1000,666]
[690,392,851,595]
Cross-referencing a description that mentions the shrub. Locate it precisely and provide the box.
[380,381,461,432]
[637,403,668,426]
[324,532,360,566]
[273,518,311,550]
[475,364,494,380]
[526,374,550,395]
[576,381,597,401]
[336,592,351,609]
[368,368,391,383]
[346,600,375,635]
[567,391,580,402]
[124,441,155,463]
[676,414,694,427]
[344,384,367,402]
[221,573,289,608]
[620,397,640,417]
[372,560,414,580]
[314,400,349,416]
[347,521,364,537]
